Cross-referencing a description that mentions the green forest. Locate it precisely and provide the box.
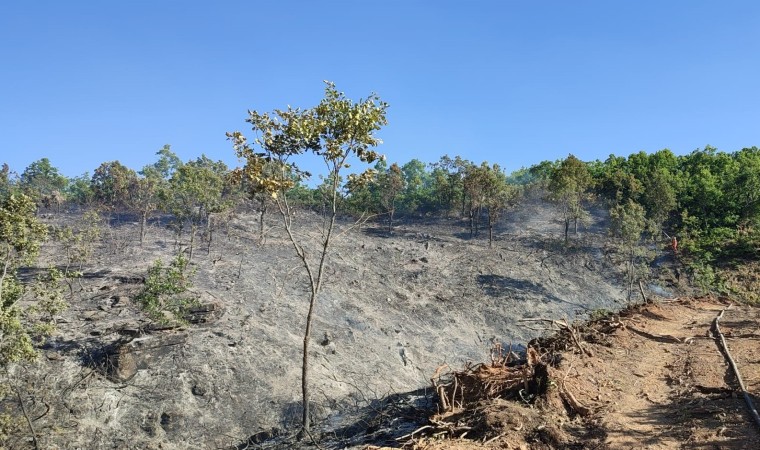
[3,144,759,303]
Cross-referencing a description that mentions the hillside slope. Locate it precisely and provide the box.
[6,199,670,449]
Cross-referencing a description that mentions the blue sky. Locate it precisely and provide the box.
[2,1,759,180]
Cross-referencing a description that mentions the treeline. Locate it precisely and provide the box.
[2,145,759,286]
[586,147,760,269]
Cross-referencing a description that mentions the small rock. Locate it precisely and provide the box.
[244,428,280,445]
[108,344,137,382]
[191,384,207,397]
[160,411,184,433]
[111,296,129,308]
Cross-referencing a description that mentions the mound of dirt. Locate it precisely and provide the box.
[376,297,760,449]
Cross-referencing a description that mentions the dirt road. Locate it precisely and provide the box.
[392,297,760,449]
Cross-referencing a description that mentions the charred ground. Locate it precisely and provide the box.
[6,197,753,449]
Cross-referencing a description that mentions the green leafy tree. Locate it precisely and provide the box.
[65,172,95,207]
[548,155,592,243]
[378,163,405,231]
[610,199,648,301]
[90,161,138,213]
[640,167,676,238]
[462,162,517,246]
[0,164,15,201]
[594,154,641,205]
[429,155,471,216]
[130,172,162,246]
[165,155,230,260]
[1,194,68,445]
[20,158,67,211]
[149,144,183,180]
[479,164,518,248]
[0,194,49,365]
[731,147,760,228]
[462,161,489,236]
[136,254,196,324]
[232,159,286,244]
[527,159,559,188]
[400,159,431,213]
[53,210,102,292]
[227,81,387,436]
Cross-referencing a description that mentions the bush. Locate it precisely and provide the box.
[136,254,197,324]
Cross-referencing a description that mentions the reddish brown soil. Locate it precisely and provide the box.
[372,297,760,449]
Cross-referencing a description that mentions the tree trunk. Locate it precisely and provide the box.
[478,205,484,235]
[140,210,147,246]
[574,217,578,234]
[259,196,267,245]
[189,223,196,261]
[388,209,394,232]
[564,218,570,244]
[301,289,316,435]
[207,214,213,255]
[489,221,494,248]
[273,173,342,438]
[629,248,636,302]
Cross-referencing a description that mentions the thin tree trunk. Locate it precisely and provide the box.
[469,209,475,237]
[488,212,494,248]
[207,214,213,255]
[564,218,570,244]
[628,248,635,301]
[189,223,196,261]
[476,204,483,236]
[259,197,267,245]
[140,210,147,246]
[274,170,343,437]
[10,369,39,450]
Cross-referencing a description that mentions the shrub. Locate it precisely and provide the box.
[136,254,197,324]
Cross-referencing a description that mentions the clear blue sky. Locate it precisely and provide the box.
[2,1,759,179]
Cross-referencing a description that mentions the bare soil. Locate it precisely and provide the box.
[379,297,760,450]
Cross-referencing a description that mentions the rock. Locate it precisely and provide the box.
[141,412,158,437]
[159,411,185,434]
[81,310,105,321]
[183,300,223,324]
[191,384,207,397]
[111,296,129,308]
[108,342,138,382]
[242,428,280,445]
[106,333,187,382]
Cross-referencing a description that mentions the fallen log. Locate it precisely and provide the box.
[713,306,760,430]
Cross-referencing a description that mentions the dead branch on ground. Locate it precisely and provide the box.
[713,305,760,430]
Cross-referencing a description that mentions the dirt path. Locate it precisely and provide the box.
[580,298,760,449]
[390,297,760,449]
